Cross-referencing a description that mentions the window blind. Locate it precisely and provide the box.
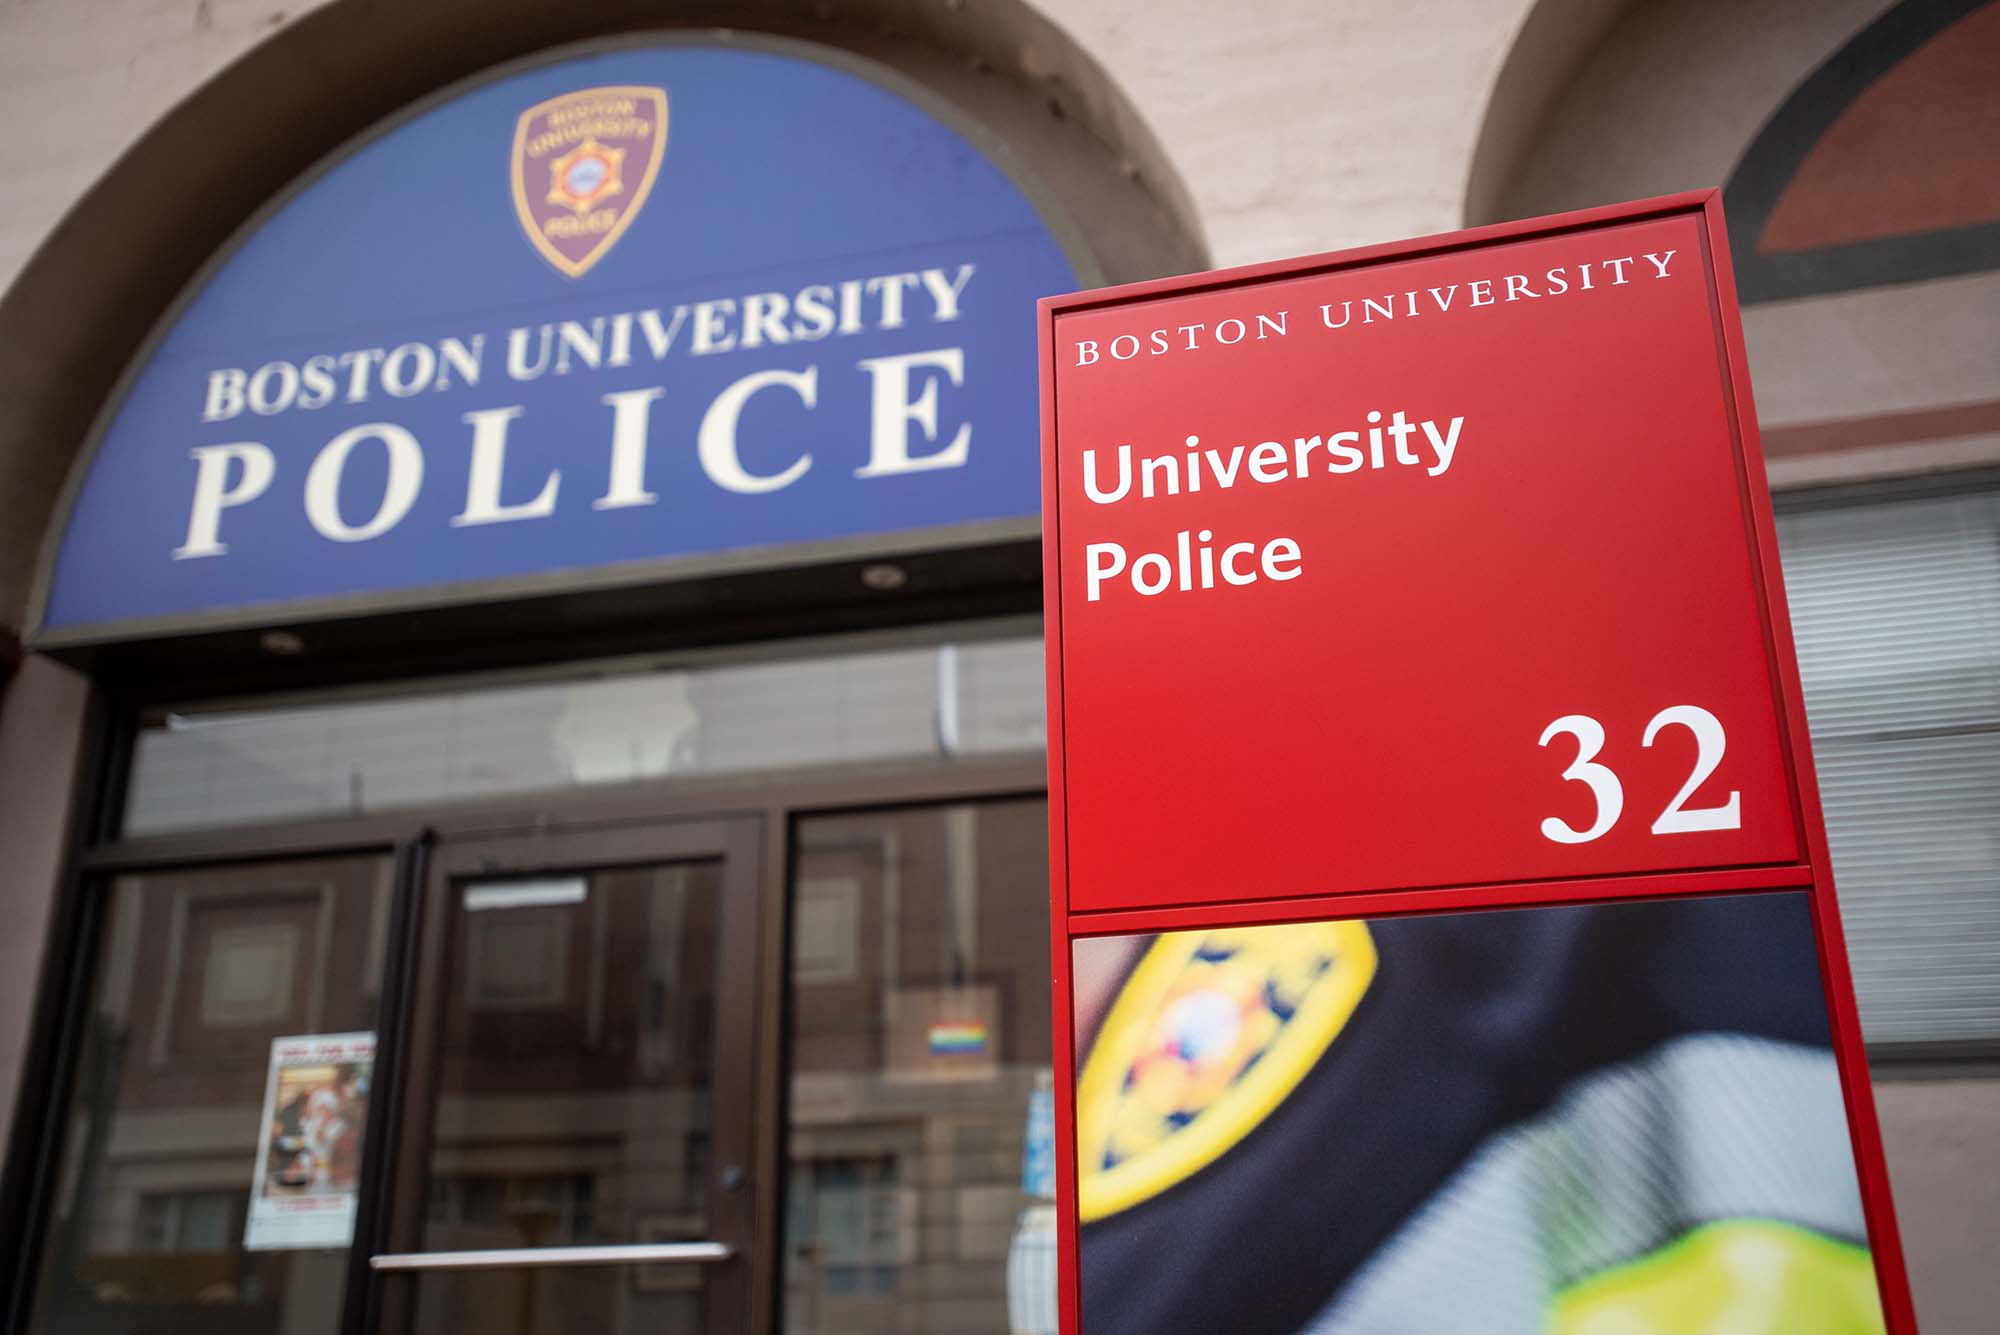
[1778,490,2000,1046]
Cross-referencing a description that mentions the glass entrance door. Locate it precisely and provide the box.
[370,819,766,1335]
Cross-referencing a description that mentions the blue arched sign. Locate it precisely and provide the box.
[35,38,1085,642]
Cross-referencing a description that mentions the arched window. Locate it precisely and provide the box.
[1725,0,2000,303]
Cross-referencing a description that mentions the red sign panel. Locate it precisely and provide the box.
[1040,193,1916,1335]
[1049,205,1799,913]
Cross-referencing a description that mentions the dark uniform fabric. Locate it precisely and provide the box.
[1077,892,1833,1335]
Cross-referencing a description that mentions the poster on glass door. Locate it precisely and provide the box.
[244,1031,375,1251]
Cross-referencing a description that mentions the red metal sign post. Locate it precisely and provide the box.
[1040,192,1916,1335]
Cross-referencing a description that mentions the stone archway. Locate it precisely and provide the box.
[0,0,1207,635]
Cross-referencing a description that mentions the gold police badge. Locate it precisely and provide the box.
[511,85,668,278]
[1076,920,1376,1220]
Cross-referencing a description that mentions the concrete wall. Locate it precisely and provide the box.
[1877,1074,2000,1332]
[0,0,1543,301]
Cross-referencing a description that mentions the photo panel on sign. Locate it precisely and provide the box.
[1066,891,1886,1335]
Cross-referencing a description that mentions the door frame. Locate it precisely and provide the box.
[372,815,768,1335]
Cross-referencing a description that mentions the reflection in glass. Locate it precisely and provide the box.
[27,855,392,1335]
[126,634,1045,835]
[785,800,1056,1335]
[1070,894,1887,1335]
[411,862,721,1335]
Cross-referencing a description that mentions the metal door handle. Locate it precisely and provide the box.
[370,1242,731,1271]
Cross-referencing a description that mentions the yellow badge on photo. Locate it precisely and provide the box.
[1076,919,1376,1221]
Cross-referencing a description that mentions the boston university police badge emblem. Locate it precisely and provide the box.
[1076,921,1375,1220]
[510,85,668,278]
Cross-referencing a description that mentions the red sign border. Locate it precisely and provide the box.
[1039,190,1918,1334]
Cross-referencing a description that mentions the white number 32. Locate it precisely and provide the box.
[1538,705,1741,844]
